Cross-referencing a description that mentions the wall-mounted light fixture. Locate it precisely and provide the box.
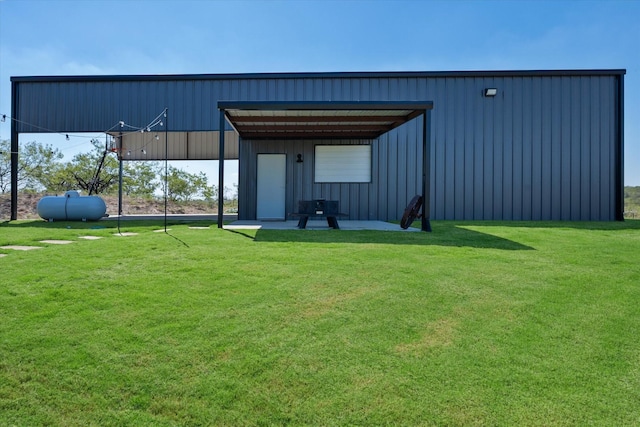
[484,88,498,97]
[296,153,304,163]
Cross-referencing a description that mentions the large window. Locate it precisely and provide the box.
[314,145,371,183]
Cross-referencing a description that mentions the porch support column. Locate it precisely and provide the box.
[10,81,19,220]
[217,110,226,228]
[118,132,123,216]
[421,110,432,232]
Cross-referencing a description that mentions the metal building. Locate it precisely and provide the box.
[9,70,625,227]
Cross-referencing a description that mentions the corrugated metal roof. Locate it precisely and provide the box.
[219,101,432,140]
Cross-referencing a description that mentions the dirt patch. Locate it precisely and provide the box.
[395,318,459,354]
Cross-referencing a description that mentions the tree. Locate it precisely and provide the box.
[123,161,162,197]
[163,166,217,202]
[45,139,120,194]
[0,139,63,193]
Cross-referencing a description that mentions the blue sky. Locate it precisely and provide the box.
[1,0,638,186]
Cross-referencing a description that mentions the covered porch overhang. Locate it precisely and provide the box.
[217,101,434,231]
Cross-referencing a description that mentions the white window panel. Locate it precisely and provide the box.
[315,145,371,183]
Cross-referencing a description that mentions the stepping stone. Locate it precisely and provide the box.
[114,232,138,236]
[189,226,210,230]
[40,240,74,245]
[153,229,170,232]
[0,245,42,251]
[0,254,7,258]
[78,236,103,240]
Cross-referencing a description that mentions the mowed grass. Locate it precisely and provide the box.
[1,220,639,426]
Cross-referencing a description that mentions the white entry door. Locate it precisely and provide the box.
[257,154,286,220]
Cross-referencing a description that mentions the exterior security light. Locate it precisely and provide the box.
[484,88,498,97]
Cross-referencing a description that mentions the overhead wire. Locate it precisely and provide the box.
[0,108,168,155]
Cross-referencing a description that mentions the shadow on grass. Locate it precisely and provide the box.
[452,219,640,231]
[230,223,535,250]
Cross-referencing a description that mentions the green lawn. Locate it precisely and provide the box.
[1,220,639,426]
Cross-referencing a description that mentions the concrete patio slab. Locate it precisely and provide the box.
[224,220,421,232]
[40,240,74,244]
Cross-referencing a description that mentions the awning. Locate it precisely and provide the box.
[218,101,433,140]
[216,101,434,231]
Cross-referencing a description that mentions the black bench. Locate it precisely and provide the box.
[291,199,348,229]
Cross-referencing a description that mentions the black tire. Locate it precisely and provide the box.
[400,195,423,229]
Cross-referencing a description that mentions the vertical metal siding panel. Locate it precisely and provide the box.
[249,78,260,100]
[601,78,613,220]
[590,77,601,220]
[389,78,399,103]
[303,142,314,200]
[347,78,358,101]
[240,79,249,100]
[502,77,514,220]
[580,77,591,220]
[570,78,582,220]
[452,80,464,219]
[340,181,349,217]
[512,79,524,220]
[540,77,553,220]
[387,131,398,219]
[294,79,304,100]
[322,78,332,101]
[332,78,343,101]
[521,77,533,220]
[377,135,389,220]
[59,84,70,130]
[531,77,543,220]
[449,78,461,218]
[493,78,504,220]
[312,78,323,100]
[230,79,241,103]
[411,77,425,217]
[396,127,408,218]
[368,79,383,219]
[483,78,495,220]
[406,118,418,210]
[238,140,248,219]
[550,77,563,220]
[197,81,208,130]
[306,78,317,100]
[434,79,446,219]
[560,77,572,219]
[473,79,484,219]
[273,79,282,101]
[285,141,294,216]
[423,78,435,220]
[153,80,163,124]
[379,78,390,101]
[463,78,476,219]
[247,141,257,220]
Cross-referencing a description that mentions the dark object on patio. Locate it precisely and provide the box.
[400,195,423,229]
[292,199,348,229]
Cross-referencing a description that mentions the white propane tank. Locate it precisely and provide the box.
[37,191,107,221]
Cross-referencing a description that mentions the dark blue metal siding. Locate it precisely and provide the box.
[14,71,622,221]
[16,80,224,132]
